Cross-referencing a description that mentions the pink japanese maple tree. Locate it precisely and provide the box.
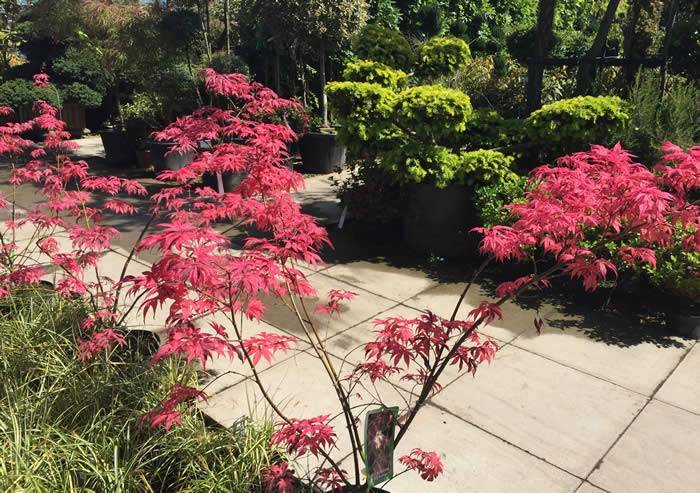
[1,69,698,493]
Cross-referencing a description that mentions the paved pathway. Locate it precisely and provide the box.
[2,138,698,492]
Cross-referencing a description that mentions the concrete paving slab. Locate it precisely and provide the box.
[575,482,606,493]
[323,260,439,303]
[432,344,647,477]
[589,399,700,493]
[261,271,396,342]
[386,405,581,493]
[655,343,700,414]
[513,324,691,396]
[405,281,560,343]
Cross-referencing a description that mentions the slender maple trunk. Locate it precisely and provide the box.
[224,0,231,55]
[319,41,328,127]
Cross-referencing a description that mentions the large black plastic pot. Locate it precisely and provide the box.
[299,132,346,174]
[100,128,136,164]
[666,311,700,339]
[150,140,195,172]
[402,183,476,258]
[202,171,246,193]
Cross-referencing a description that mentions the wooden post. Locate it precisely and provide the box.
[576,0,623,95]
[526,0,557,113]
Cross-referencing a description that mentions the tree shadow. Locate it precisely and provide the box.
[478,271,688,349]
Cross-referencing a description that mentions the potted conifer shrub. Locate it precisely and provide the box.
[60,82,103,138]
[648,226,700,339]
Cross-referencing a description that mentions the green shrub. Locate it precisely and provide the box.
[60,82,103,108]
[352,24,415,70]
[416,36,470,78]
[643,225,700,308]
[209,50,251,76]
[456,149,518,187]
[444,54,526,118]
[474,175,528,227]
[332,158,406,225]
[342,59,408,89]
[463,109,524,150]
[525,95,630,152]
[616,70,700,163]
[122,92,166,130]
[327,81,398,152]
[0,78,61,108]
[52,46,111,96]
[383,144,516,188]
[0,290,280,491]
[393,85,473,143]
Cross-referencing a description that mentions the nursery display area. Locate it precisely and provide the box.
[0,1,698,492]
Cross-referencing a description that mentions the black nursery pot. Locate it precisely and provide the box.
[299,132,346,174]
[202,171,246,193]
[149,140,195,172]
[402,182,478,258]
[666,311,700,340]
[100,128,136,165]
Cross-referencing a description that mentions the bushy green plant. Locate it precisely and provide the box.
[416,36,470,78]
[52,45,111,96]
[332,158,406,225]
[462,108,523,150]
[60,82,103,108]
[0,289,280,491]
[444,54,526,117]
[209,50,251,77]
[342,59,408,89]
[0,78,61,108]
[382,143,516,188]
[456,149,518,186]
[644,226,700,309]
[474,175,528,226]
[352,24,414,70]
[617,70,700,163]
[122,92,166,130]
[526,95,630,153]
[326,81,398,152]
[393,84,473,143]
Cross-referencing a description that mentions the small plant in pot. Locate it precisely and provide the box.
[122,93,167,170]
[645,225,700,339]
[59,82,103,138]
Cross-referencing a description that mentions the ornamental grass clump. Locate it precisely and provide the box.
[1,71,697,491]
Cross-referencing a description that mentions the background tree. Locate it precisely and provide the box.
[295,0,369,126]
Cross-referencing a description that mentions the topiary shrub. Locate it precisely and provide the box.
[342,59,408,89]
[393,85,473,143]
[416,36,471,78]
[456,149,518,186]
[326,81,398,153]
[61,82,103,108]
[525,95,630,153]
[382,143,516,188]
[463,109,524,151]
[0,79,61,109]
[352,24,415,70]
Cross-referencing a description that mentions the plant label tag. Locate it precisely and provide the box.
[365,406,398,487]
